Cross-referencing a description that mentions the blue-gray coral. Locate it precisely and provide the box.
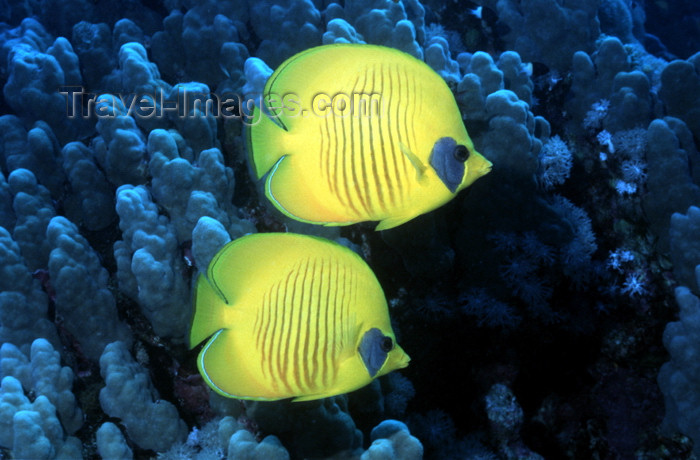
[0,339,83,459]
[658,287,700,456]
[0,226,59,355]
[114,184,189,339]
[99,341,187,452]
[47,216,132,359]
[96,422,133,460]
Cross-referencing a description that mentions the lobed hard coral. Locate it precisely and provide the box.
[114,184,190,339]
[47,216,132,359]
[99,341,188,452]
[658,287,700,456]
[0,339,82,435]
[0,340,83,459]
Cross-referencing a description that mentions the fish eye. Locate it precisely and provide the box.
[380,336,393,352]
[454,145,469,162]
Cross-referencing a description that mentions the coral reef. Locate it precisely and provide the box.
[0,0,697,458]
[99,341,187,452]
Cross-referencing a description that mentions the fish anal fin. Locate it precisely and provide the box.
[375,214,416,231]
[292,392,332,402]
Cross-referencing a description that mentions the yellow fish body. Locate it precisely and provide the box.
[248,44,492,231]
[189,233,410,401]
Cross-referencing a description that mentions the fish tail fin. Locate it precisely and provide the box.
[247,105,288,180]
[190,236,271,349]
[190,273,228,348]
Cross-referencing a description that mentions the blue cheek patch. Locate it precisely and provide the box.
[429,137,465,193]
[358,328,389,378]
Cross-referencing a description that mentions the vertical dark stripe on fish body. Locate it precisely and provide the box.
[305,257,320,390]
[347,262,354,346]
[300,258,316,390]
[389,63,410,203]
[326,117,348,207]
[408,71,419,151]
[341,263,351,346]
[319,259,330,387]
[334,109,362,219]
[341,98,356,213]
[270,274,287,390]
[352,72,373,214]
[313,258,325,388]
[354,68,379,214]
[324,256,339,387]
[379,63,403,207]
[347,82,371,217]
[254,291,263,351]
[255,289,267,378]
[349,270,356,317]
[290,257,310,392]
[400,65,416,201]
[266,270,285,392]
[398,67,411,164]
[371,63,396,210]
[279,265,300,394]
[362,65,389,214]
[261,276,283,385]
[321,259,331,388]
[320,123,334,199]
[327,120,338,200]
[309,257,322,386]
[335,262,347,362]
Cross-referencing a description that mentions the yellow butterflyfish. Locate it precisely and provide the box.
[248,43,492,231]
[189,233,410,401]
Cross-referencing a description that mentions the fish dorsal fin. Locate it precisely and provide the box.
[263,44,353,99]
[399,142,428,183]
[259,46,341,134]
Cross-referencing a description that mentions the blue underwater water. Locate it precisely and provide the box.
[1,0,700,458]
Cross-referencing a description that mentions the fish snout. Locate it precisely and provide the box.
[396,346,411,369]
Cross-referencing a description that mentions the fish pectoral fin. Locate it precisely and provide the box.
[399,142,428,183]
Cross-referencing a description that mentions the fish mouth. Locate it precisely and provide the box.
[398,349,411,368]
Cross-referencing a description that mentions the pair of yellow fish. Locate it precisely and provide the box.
[190,44,491,401]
